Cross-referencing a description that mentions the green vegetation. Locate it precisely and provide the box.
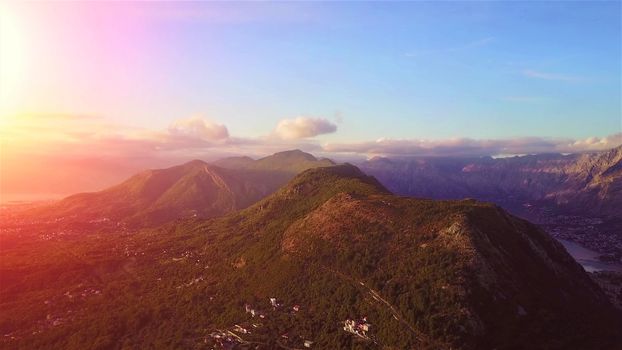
[1,164,620,349]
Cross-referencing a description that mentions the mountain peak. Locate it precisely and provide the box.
[290,163,390,194]
[26,152,339,227]
[182,159,209,168]
[215,150,335,174]
[7,154,622,350]
[218,163,621,349]
[267,149,318,161]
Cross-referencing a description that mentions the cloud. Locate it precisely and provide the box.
[1,114,241,197]
[273,117,337,140]
[570,133,622,150]
[3,114,618,162]
[1,114,332,163]
[323,133,622,158]
[522,69,580,82]
[405,37,495,58]
[1,114,334,197]
[168,116,229,141]
[2,112,620,199]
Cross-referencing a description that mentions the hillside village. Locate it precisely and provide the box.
[519,203,622,263]
[205,297,375,349]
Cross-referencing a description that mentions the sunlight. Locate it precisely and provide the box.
[0,3,620,349]
[0,4,30,119]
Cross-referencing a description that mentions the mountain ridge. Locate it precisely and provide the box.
[2,163,621,349]
[190,163,621,348]
[359,145,622,217]
[214,149,335,173]
[23,151,335,227]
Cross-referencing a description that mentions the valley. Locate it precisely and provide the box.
[359,146,622,263]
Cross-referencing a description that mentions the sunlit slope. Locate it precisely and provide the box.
[196,163,620,348]
[3,164,620,349]
[26,150,335,226]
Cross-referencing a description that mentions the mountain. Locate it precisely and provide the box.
[24,150,334,227]
[197,164,621,348]
[5,164,619,349]
[26,160,257,226]
[359,145,622,217]
[554,145,622,214]
[214,149,335,173]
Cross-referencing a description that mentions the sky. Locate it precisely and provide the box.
[1,1,621,200]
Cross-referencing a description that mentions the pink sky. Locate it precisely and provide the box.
[1,2,620,201]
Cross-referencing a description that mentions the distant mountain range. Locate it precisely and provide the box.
[359,145,622,218]
[27,150,333,226]
[15,146,620,231]
[213,149,334,173]
[4,164,619,349]
[15,146,621,230]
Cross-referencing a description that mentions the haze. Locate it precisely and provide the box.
[1,1,621,200]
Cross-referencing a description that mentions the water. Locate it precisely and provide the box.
[556,238,622,273]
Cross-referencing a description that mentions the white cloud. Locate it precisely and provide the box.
[3,113,620,198]
[323,133,622,158]
[168,116,229,140]
[273,117,337,140]
[570,133,622,150]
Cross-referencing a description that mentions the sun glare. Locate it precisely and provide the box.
[0,3,30,119]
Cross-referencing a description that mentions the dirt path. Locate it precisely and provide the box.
[323,266,432,346]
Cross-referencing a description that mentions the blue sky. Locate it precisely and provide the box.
[135,1,621,141]
[2,1,622,197]
[2,1,620,142]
